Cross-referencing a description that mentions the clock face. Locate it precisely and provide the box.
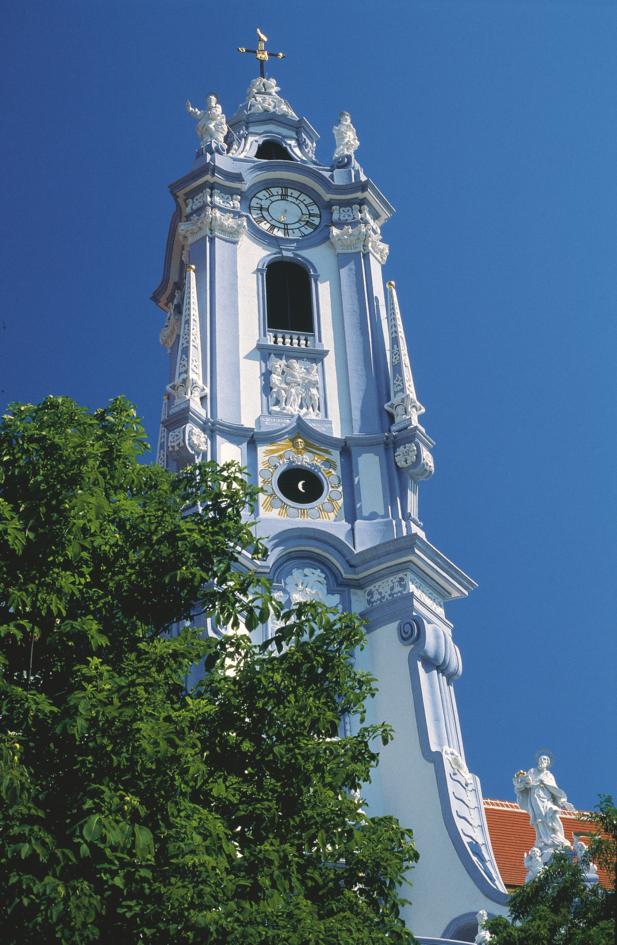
[250,186,321,238]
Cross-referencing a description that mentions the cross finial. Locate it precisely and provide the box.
[237,27,286,78]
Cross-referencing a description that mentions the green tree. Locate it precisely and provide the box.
[487,797,616,945]
[0,396,418,944]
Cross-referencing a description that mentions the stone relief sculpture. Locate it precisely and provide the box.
[278,568,341,608]
[332,110,359,162]
[394,442,417,468]
[159,288,182,348]
[243,76,297,118]
[179,207,246,244]
[185,94,228,153]
[514,754,575,862]
[523,846,544,882]
[474,909,492,944]
[331,203,361,224]
[267,354,320,418]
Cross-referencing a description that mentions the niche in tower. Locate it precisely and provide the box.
[255,139,294,161]
[266,260,313,334]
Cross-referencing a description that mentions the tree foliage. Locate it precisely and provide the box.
[487,797,616,945]
[0,396,418,944]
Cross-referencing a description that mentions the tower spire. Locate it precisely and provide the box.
[167,264,207,406]
[384,281,424,429]
[237,28,286,78]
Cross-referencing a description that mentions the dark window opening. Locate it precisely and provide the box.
[256,140,294,161]
[266,260,313,333]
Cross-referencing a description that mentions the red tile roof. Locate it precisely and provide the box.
[483,799,611,888]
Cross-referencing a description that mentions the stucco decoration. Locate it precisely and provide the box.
[185,187,241,215]
[167,265,207,405]
[365,570,445,617]
[332,111,359,162]
[259,437,343,521]
[159,288,182,348]
[185,94,228,154]
[277,568,341,609]
[241,76,297,118]
[298,129,316,160]
[167,423,208,463]
[384,281,424,429]
[156,394,169,468]
[179,207,246,244]
[444,746,474,790]
[267,354,320,418]
[513,754,575,862]
[441,745,505,893]
[394,442,417,468]
[573,840,599,887]
[329,204,389,263]
[474,910,492,944]
[331,204,361,223]
[523,847,544,883]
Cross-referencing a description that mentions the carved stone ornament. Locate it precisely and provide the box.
[267,353,320,418]
[329,218,389,263]
[185,187,241,216]
[298,129,316,160]
[259,437,342,521]
[440,744,505,894]
[156,394,169,468]
[394,442,417,468]
[443,746,473,790]
[159,288,182,348]
[167,264,207,405]
[167,423,207,459]
[332,110,359,162]
[364,570,444,617]
[331,204,361,224]
[241,77,297,119]
[276,567,341,609]
[185,94,228,154]
[384,281,425,428]
[179,206,246,244]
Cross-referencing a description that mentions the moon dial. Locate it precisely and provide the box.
[276,466,325,505]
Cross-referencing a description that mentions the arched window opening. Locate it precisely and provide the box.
[256,140,294,161]
[266,260,313,335]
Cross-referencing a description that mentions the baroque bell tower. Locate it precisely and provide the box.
[152,34,508,943]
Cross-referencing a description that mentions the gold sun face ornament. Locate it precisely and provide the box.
[259,438,343,520]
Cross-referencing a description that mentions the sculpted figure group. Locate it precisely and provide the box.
[268,354,320,418]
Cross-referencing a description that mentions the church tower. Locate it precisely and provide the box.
[152,39,508,943]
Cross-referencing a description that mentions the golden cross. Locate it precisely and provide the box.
[237,28,285,78]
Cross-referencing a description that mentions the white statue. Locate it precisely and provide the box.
[523,846,544,882]
[185,94,228,153]
[474,909,492,944]
[333,111,359,162]
[573,839,599,886]
[267,354,320,418]
[514,754,575,861]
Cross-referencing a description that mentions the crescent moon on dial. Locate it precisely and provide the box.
[297,480,307,493]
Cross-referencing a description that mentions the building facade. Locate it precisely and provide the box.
[153,70,508,943]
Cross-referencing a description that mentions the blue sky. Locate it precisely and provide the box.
[1,0,616,810]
